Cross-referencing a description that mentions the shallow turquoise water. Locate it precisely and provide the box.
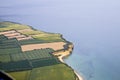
[64,42,120,80]
[0,0,120,80]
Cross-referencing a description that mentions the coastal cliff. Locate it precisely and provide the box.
[54,43,73,62]
[53,42,83,80]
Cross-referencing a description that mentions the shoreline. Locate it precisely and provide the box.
[54,43,84,80]
[0,21,84,80]
[58,56,84,80]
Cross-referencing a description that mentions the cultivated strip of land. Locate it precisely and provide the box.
[21,42,66,51]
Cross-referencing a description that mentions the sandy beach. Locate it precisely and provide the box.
[55,45,84,80]
[58,54,84,80]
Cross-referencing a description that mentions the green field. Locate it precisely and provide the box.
[32,33,64,42]
[19,39,47,45]
[19,33,65,44]
[0,54,11,62]
[9,70,31,80]
[19,29,44,35]
[0,48,59,72]
[8,64,76,80]
[0,22,30,31]
[0,35,21,55]
[11,48,54,61]
[29,64,76,80]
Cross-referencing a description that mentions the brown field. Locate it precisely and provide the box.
[21,42,66,52]
[0,30,16,34]
[0,30,33,41]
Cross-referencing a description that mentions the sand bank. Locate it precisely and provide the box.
[53,44,84,80]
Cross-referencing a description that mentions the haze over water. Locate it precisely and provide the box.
[0,0,120,80]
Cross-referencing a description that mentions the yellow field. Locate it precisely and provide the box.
[21,42,66,51]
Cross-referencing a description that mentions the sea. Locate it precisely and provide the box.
[0,0,120,80]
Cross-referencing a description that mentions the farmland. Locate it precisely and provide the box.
[0,48,59,72]
[21,42,66,51]
[0,22,76,80]
[0,35,21,55]
[0,35,60,72]
[0,21,65,44]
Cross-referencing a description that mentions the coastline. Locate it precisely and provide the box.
[0,21,84,80]
[53,43,84,80]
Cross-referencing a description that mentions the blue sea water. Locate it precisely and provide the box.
[0,0,120,80]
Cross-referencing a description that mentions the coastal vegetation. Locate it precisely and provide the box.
[0,22,77,80]
[0,22,30,31]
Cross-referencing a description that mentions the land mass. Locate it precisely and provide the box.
[0,21,82,80]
